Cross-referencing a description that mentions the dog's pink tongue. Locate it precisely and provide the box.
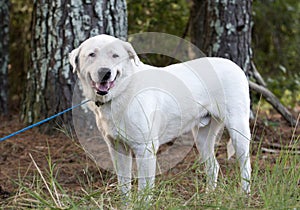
[96,82,109,92]
[96,81,114,92]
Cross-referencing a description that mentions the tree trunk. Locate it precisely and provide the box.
[190,0,252,74]
[22,0,127,132]
[189,0,297,126]
[0,0,10,115]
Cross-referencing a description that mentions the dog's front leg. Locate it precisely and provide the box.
[107,139,132,197]
[133,142,158,199]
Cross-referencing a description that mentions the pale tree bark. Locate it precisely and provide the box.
[190,0,252,74]
[0,0,10,115]
[190,0,296,126]
[22,0,127,131]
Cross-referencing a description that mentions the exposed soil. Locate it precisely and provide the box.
[0,109,299,201]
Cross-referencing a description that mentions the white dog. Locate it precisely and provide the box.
[69,34,251,197]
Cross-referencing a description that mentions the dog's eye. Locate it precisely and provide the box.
[88,52,96,57]
[112,54,119,58]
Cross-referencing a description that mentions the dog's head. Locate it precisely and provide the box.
[69,34,140,104]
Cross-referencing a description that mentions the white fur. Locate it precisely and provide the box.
[69,34,251,197]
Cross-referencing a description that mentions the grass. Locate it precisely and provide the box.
[1,141,299,209]
[1,123,299,209]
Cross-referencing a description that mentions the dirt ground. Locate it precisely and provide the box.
[0,108,299,201]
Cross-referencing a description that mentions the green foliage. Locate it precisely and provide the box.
[127,0,189,36]
[127,0,190,66]
[253,0,300,107]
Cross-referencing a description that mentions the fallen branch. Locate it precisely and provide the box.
[249,81,297,126]
[265,141,300,150]
[261,147,300,155]
[251,61,267,87]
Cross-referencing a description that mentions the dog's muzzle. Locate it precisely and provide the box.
[89,68,119,96]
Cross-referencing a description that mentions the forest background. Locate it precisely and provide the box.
[0,0,299,209]
[6,0,300,113]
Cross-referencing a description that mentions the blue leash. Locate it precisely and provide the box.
[0,99,90,142]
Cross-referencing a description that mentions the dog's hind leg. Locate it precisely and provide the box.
[192,117,224,191]
[225,117,251,193]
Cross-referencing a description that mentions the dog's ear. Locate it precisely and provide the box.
[69,48,80,73]
[123,42,140,66]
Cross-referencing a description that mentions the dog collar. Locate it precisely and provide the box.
[95,101,105,107]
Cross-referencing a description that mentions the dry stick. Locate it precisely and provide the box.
[249,81,297,126]
[81,188,102,209]
[251,61,267,87]
[265,141,300,150]
[29,153,61,208]
[261,147,300,154]
[290,113,300,146]
[252,94,263,136]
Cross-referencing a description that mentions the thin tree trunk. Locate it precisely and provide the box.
[22,0,127,132]
[0,0,10,115]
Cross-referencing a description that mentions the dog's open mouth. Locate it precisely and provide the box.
[94,81,115,95]
[91,71,119,96]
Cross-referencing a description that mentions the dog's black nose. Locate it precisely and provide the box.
[99,68,111,81]
[102,71,111,81]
